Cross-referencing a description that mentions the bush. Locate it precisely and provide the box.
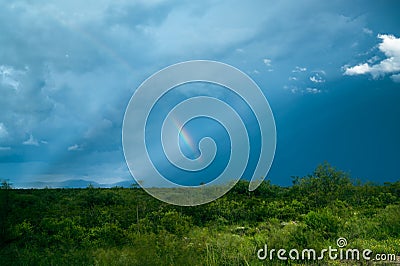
[304,210,340,239]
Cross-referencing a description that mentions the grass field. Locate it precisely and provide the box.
[1,164,399,265]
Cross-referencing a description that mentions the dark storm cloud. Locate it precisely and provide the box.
[0,0,399,186]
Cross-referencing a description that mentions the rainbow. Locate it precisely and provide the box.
[171,116,200,158]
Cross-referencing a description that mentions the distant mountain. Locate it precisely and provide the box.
[109,180,136,188]
[58,179,101,188]
[13,181,51,189]
[13,179,137,189]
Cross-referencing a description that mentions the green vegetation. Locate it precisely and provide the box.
[1,163,399,265]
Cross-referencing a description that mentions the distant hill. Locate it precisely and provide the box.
[13,179,136,189]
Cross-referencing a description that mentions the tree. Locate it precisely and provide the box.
[291,163,352,207]
[0,180,12,246]
[1,180,12,190]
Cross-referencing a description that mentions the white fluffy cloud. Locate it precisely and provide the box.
[363,28,373,35]
[0,65,25,91]
[284,85,321,95]
[391,73,400,83]
[306,87,321,94]
[309,74,325,83]
[344,34,400,80]
[23,134,39,146]
[345,63,371,75]
[292,66,307,72]
[0,123,9,139]
[263,58,272,66]
[286,69,325,95]
[68,144,83,151]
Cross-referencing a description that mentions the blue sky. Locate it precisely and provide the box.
[0,0,399,188]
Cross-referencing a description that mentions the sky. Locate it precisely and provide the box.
[0,0,399,188]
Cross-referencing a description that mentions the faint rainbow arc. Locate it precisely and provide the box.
[171,116,201,158]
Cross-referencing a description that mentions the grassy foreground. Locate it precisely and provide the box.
[1,163,399,265]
